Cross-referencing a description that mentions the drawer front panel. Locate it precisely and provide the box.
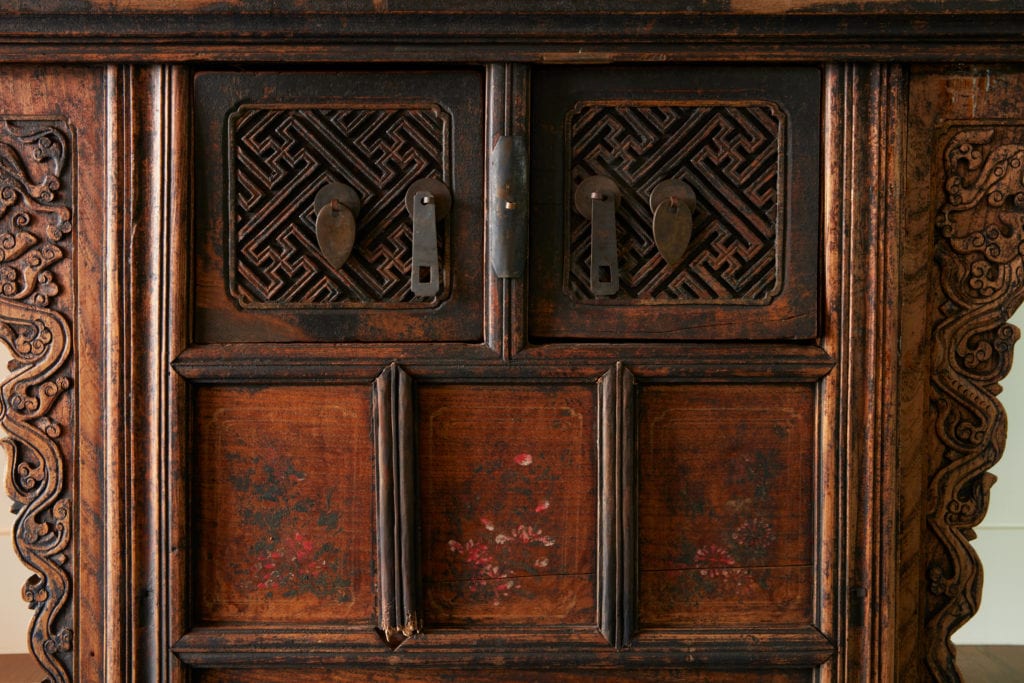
[229,105,451,308]
[194,70,484,343]
[567,102,785,304]
[530,66,821,341]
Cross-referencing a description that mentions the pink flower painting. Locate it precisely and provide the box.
[445,452,558,605]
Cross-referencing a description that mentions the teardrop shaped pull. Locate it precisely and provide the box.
[652,200,693,266]
[313,182,362,269]
[315,199,357,269]
[649,179,696,266]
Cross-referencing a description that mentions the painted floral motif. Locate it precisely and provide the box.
[678,452,785,598]
[446,452,557,605]
[225,451,351,601]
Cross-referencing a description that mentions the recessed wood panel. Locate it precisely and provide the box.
[638,384,816,628]
[192,385,375,624]
[418,385,597,627]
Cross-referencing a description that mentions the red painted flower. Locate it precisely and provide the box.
[694,544,736,578]
[514,453,533,466]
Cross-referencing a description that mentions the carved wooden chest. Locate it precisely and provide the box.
[1,4,1021,682]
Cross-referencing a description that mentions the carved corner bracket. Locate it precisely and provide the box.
[929,125,1024,681]
[0,119,74,683]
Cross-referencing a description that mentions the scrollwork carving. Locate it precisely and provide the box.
[930,125,1024,682]
[0,118,73,683]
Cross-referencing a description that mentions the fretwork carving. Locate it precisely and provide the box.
[567,103,784,303]
[229,105,450,307]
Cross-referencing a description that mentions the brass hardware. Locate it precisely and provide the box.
[649,179,696,266]
[488,135,529,279]
[313,182,362,269]
[405,177,451,297]
[574,175,621,296]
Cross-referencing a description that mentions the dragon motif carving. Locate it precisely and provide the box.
[0,119,74,683]
[930,126,1024,681]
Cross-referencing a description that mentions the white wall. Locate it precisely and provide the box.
[953,308,1024,645]
[1,343,32,653]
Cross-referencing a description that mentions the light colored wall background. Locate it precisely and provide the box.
[1,320,1023,653]
[952,308,1024,645]
[1,343,32,654]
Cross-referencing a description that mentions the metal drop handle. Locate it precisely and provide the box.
[405,178,451,298]
[574,175,621,297]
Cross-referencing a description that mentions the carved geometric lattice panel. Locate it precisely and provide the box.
[567,103,784,303]
[228,105,450,308]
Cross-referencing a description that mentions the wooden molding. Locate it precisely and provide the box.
[373,362,419,647]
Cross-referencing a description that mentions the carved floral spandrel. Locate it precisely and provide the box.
[0,119,74,683]
[932,125,1024,682]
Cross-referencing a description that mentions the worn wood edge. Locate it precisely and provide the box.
[923,117,1024,682]
[2,12,1024,55]
[171,342,836,379]
[819,62,902,681]
[877,62,907,683]
[171,623,833,668]
[372,362,419,648]
[596,362,635,649]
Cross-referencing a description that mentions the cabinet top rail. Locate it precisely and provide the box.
[5,3,1024,62]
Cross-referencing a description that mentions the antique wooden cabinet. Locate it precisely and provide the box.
[2,3,1023,682]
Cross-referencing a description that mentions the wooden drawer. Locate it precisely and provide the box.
[192,70,485,343]
[529,66,821,341]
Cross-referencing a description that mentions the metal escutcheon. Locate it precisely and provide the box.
[649,179,696,266]
[314,182,362,269]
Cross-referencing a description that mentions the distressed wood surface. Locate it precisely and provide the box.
[637,384,817,630]
[192,384,376,625]
[900,66,1024,683]
[0,9,1010,681]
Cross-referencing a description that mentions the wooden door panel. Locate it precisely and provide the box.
[529,66,821,341]
[417,384,597,628]
[193,70,484,343]
[191,384,376,625]
[637,384,817,630]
